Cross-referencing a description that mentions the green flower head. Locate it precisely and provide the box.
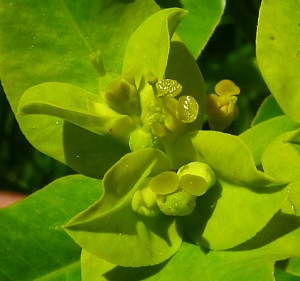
[132,162,216,216]
[17,8,206,162]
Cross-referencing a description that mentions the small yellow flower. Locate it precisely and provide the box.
[205,79,240,131]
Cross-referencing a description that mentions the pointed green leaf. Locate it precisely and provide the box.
[122,8,187,83]
[256,0,300,122]
[16,81,132,178]
[262,129,300,217]
[172,130,278,187]
[65,148,183,267]
[251,95,285,126]
[0,174,102,281]
[175,0,226,58]
[170,130,289,249]
[239,115,298,166]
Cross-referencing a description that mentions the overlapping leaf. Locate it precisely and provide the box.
[81,214,300,281]
[251,95,285,126]
[240,115,298,166]
[0,0,160,177]
[17,82,137,144]
[122,8,187,83]
[65,148,183,267]
[170,130,288,250]
[262,129,300,216]
[156,0,226,58]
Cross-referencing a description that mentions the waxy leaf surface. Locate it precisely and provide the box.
[81,214,300,281]
[18,82,137,144]
[0,0,159,177]
[157,0,226,58]
[171,130,288,250]
[0,175,102,281]
[122,8,187,83]
[256,0,300,122]
[262,129,300,217]
[251,95,285,126]
[65,148,183,267]
[240,115,298,167]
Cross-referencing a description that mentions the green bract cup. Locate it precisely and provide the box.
[132,161,216,217]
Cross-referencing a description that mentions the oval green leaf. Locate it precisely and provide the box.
[0,174,102,281]
[239,115,298,167]
[172,130,278,188]
[122,8,187,84]
[65,148,183,267]
[17,82,138,144]
[256,0,300,123]
[183,178,288,250]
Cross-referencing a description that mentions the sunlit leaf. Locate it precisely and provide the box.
[81,197,300,281]
[122,8,187,84]
[17,82,137,144]
[262,129,300,217]
[256,0,300,122]
[165,41,206,130]
[169,130,289,250]
[65,148,183,267]
[172,130,278,187]
[251,95,284,126]
[183,178,288,250]
[240,115,298,166]
[0,0,160,112]
[0,0,159,176]
[156,0,226,58]
[81,228,300,281]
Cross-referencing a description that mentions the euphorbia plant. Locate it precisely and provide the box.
[1,0,300,280]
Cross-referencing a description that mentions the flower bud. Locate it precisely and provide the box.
[90,50,106,76]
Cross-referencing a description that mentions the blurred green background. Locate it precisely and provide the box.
[0,1,299,280]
